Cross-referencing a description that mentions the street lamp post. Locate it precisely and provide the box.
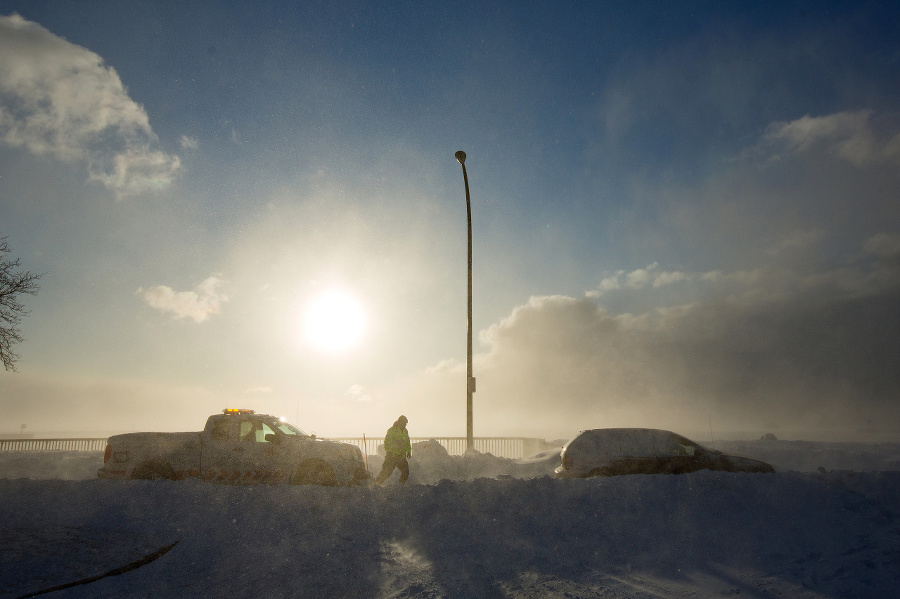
[455,150,475,450]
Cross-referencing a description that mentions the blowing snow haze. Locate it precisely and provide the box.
[1,2,899,441]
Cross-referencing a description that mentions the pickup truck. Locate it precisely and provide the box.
[97,409,369,486]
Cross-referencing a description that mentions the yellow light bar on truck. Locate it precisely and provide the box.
[223,408,255,415]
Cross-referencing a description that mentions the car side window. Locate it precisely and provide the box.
[678,443,697,456]
[658,434,697,457]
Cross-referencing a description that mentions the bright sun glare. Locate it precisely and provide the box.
[302,289,366,354]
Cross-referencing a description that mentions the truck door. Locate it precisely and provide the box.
[230,417,292,483]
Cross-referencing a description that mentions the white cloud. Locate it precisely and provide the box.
[764,110,900,167]
[138,276,229,323]
[650,270,685,287]
[589,271,624,295]
[87,146,181,197]
[590,263,692,297]
[625,262,657,288]
[347,385,372,402]
[0,13,181,196]
[424,359,462,376]
[180,135,199,150]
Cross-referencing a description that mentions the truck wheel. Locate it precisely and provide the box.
[292,461,338,486]
[132,461,176,481]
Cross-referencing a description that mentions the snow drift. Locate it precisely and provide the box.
[1,442,898,598]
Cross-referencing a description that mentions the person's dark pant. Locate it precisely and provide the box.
[375,453,409,485]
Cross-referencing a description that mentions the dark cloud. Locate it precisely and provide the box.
[474,235,900,437]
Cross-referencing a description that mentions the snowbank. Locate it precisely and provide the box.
[1,443,898,598]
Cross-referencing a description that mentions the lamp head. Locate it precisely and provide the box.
[455,150,466,164]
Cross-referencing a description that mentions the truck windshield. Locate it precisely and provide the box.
[273,420,309,437]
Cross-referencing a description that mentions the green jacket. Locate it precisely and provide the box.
[384,423,411,458]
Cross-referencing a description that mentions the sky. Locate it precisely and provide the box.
[1,1,900,440]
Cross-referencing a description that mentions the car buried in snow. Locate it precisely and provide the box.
[513,448,565,478]
[554,428,775,478]
[97,409,369,486]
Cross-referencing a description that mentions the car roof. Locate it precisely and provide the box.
[580,428,672,434]
[573,428,692,442]
[565,428,700,456]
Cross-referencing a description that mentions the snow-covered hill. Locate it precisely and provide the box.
[1,442,898,598]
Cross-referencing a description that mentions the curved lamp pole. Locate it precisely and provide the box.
[455,150,475,451]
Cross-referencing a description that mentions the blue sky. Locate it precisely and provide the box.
[1,1,899,440]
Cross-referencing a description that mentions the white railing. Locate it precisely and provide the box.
[0,436,549,459]
[330,437,547,459]
[0,438,108,452]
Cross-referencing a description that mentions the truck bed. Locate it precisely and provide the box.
[101,432,202,479]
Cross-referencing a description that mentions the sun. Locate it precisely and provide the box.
[302,289,367,354]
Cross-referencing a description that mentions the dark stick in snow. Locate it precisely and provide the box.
[16,540,180,598]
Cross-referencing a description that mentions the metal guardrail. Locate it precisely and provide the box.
[330,437,547,459]
[0,438,108,452]
[0,436,548,459]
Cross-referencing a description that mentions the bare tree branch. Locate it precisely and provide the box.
[0,236,43,371]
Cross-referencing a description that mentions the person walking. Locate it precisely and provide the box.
[375,415,411,485]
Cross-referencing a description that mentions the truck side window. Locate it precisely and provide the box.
[209,419,230,442]
[239,420,258,442]
[238,420,278,443]
[259,422,276,443]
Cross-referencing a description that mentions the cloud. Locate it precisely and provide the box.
[468,234,900,436]
[138,276,228,323]
[763,110,900,167]
[0,13,181,196]
[87,146,181,196]
[621,108,900,284]
[244,386,273,394]
[764,229,824,258]
[590,262,692,296]
[347,385,372,402]
[424,359,463,376]
[179,135,199,150]
[864,233,900,261]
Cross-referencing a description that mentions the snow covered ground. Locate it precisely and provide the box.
[1,440,898,598]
